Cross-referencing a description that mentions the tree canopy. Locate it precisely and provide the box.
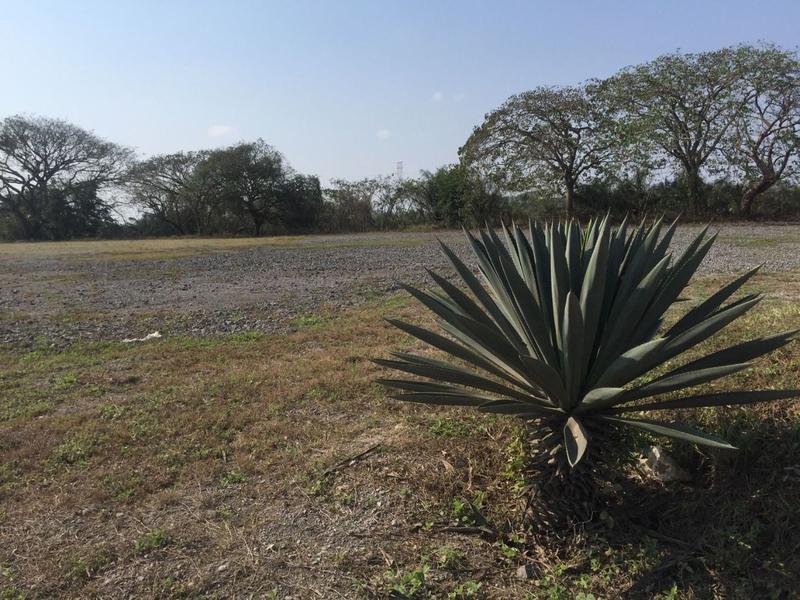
[459,85,619,215]
[0,115,131,239]
[2,42,800,240]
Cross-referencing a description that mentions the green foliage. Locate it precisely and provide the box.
[134,529,171,554]
[219,469,247,487]
[450,491,486,525]
[447,581,481,599]
[52,433,99,466]
[0,115,132,241]
[377,217,797,472]
[429,416,474,437]
[460,85,619,215]
[126,140,323,237]
[405,164,509,228]
[384,564,430,598]
[435,546,466,570]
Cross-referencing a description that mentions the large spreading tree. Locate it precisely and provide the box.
[602,48,749,214]
[0,115,131,239]
[125,151,214,235]
[726,45,800,216]
[459,85,619,215]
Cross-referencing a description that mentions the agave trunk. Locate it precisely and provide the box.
[521,417,635,529]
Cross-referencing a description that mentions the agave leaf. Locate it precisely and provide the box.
[653,215,680,256]
[561,291,584,407]
[669,225,711,276]
[608,389,800,413]
[519,354,569,408]
[579,220,610,374]
[662,295,762,358]
[668,265,762,337]
[512,225,539,297]
[390,392,494,407]
[373,357,552,406]
[633,236,715,346]
[435,319,548,398]
[575,386,626,412]
[400,283,524,362]
[620,362,752,403]
[599,416,736,449]
[597,253,672,368]
[483,228,560,365]
[564,416,589,467]
[425,268,488,323]
[478,399,560,417]
[549,224,570,354]
[529,220,555,337]
[591,337,668,389]
[597,295,764,389]
[566,221,583,293]
[377,378,475,394]
[468,230,540,355]
[385,318,534,392]
[438,240,525,348]
[668,330,798,376]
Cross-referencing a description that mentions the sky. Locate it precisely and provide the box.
[1,0,798,184]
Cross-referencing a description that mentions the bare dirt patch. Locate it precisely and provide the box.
[1,225,799,348]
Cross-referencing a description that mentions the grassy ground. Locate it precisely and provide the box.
[0,233,428,261]
[1,268,799,598]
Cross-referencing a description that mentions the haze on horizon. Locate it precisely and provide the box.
[1,0,798,184]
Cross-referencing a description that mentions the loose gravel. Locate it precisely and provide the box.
[1,224,798,348]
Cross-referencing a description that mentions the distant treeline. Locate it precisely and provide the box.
[1,43,799,240]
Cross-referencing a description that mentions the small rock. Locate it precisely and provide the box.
[516,563,538,579]
[643,445,692,482]
[216,563,228,573]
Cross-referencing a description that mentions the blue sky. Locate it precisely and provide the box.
[1,1,798,183]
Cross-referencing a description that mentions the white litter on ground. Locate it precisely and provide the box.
[121,331,162,343]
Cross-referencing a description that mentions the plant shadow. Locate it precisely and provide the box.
[601,412,800,599]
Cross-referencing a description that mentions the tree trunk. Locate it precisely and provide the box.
[5,200,34,239]
[686,168,703,216]
[740,177,775,218]
[564,182,575,217]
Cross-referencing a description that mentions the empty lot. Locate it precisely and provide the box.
[1,225,799,598]
[1,224,799,348]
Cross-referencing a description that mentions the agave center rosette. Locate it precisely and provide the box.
[376,217,798,467]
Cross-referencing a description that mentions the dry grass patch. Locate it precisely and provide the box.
[0,273,799,598]
[0,233,429,262]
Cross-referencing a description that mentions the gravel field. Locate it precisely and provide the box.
[1,224,799,347]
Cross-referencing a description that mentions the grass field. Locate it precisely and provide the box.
[0,233,429,261]
[1,233,799,598]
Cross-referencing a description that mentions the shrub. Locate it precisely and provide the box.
[376,217,798,526]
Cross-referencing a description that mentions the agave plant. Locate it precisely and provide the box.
[376,217,797,521]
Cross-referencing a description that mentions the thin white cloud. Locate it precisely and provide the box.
[207,124,234,137]
[454,92,466,102]
[432,91,444,102]
[376,128,392,140]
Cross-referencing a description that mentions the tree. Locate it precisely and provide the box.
[406,164,507,227]
[0,115,131,239]
[202,140,289,235]
[459,85,618,215]
[125,151,213,235]
[726,45,800,216]
[281,173,323,231]
[602,48,749,214]
[323,179,377,232]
